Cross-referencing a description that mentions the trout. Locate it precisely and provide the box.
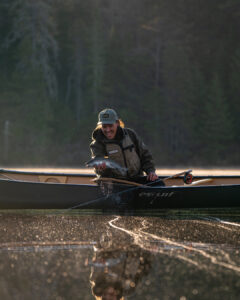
[85,157,127,176]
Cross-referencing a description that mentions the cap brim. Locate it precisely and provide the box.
[97,120,116,125]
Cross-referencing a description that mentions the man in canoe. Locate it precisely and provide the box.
[89,108,158,182]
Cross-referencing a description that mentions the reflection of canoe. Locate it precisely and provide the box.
[0,168,240,209]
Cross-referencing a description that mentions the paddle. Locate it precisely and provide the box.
[162,169,193,185]
[93,177,143,186]
[67,169,193,209]
[93,170,193,187]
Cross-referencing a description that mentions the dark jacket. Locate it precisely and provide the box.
[90,126,156,178]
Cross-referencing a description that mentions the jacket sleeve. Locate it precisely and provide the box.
[128,129,156,174]
[90,139,106,159]
[90,139,113,177]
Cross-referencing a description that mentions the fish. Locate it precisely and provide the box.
[85,157,128,176]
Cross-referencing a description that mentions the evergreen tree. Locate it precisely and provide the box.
[87,0,105,114]
[229,47,240,142]
[160,42,197,164]
[201,74,234,164]
[5,0,58,98]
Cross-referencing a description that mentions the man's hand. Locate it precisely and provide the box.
[94,162,106,172]
[147,172,158,181]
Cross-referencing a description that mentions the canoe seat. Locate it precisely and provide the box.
[38,176,67,184]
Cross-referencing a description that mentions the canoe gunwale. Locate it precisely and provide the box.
[1,168,240,179]
[0,176,240,190]
[0,168,95,178]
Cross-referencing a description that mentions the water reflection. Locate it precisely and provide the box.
[0,209,239,300]
[90,244,152,299]
[108,216,240,274]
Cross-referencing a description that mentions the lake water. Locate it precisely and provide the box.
[0,208,239,300]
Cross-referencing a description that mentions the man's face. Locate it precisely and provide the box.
[101,122,118,139]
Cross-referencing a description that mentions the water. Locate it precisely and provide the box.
[0,209,239,300]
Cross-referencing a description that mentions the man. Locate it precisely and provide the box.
[90,108,158,182]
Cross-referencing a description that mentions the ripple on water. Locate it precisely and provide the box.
[0,208,239,299]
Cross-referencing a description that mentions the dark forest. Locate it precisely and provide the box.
[0,0,240,167]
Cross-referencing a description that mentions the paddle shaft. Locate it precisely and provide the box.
[93,177,143,186]
[93,170,192,187]
[162,169,192,183]
[68,169,192,209]
[143,169,192,187]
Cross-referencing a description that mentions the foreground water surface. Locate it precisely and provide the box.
[0,208,239,300]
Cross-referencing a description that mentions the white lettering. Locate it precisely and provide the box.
[139,191,175,198]
[109,150,118,154]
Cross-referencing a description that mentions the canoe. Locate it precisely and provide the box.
[0,168,240,209]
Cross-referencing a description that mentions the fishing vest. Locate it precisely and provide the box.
[105,130,141,178]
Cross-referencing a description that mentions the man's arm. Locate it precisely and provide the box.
[90,140,112,176]
[90,139,106,158]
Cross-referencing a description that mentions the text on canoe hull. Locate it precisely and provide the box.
[139,191,175,198]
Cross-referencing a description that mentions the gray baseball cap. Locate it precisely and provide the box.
[98,108,119,125]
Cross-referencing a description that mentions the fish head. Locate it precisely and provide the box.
[85,157,106,167]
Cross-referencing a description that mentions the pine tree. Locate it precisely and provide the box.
[160,42,197,163]
[201,74,234,164]
[229,47,240,141]
[5,0,58,98]
[87,0,105,114]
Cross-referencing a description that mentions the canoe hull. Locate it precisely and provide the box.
[0,178,239,209]
[135,185,240,209]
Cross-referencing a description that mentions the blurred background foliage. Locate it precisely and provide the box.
[0,0,240,167]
